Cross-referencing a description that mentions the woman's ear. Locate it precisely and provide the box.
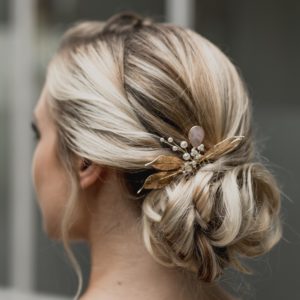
[78,158,102,189]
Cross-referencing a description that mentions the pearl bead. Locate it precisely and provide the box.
[183,153,190,160]
[180,141,188,148]
[172,146,178,151]
[168,137,173,142]
[191,149,198,156]
[160,137,165,142]
[197,144,205,152]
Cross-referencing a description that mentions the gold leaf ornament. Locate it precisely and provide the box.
[136,125,245,194]
[137,155,184,194]
[145,154,184,170]
[136,169,181,194]
[197,136,245,163]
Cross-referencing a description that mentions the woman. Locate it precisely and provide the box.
[31,11,282,300]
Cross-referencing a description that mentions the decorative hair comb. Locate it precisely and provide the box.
[137,125,244,194]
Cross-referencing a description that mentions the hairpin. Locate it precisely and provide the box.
[137,125,244,194]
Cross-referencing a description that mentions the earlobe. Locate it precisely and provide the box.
[79,159,102,190]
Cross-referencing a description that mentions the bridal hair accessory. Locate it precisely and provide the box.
[137,125,245,194]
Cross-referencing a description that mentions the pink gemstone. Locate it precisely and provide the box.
[188,125,205,148]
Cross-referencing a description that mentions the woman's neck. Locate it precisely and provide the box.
[78,176,233,300]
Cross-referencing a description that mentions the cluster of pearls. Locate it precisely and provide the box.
[159,136,206,176]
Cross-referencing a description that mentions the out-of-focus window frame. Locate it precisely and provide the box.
[0,0,9,24]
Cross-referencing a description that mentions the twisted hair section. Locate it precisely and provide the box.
[142,161,281,282]
[44,10,282,298]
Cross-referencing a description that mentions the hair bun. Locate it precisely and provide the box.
[141,160,282,283]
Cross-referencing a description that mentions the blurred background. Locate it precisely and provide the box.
[0,0,299,299]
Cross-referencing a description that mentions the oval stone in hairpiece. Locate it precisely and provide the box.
[188,125,205,148]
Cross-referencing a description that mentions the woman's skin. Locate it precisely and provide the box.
[31,84,237,300]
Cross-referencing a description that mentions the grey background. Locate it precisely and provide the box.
[0,0,299,299]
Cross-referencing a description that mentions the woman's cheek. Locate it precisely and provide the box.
[31,146,41,200]
[32,142,49,211]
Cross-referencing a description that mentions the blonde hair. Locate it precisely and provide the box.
[44,11,282,299]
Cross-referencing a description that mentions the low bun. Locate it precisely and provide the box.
[141,160,282,282]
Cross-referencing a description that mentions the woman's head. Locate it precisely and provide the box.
[31,10,282,295]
